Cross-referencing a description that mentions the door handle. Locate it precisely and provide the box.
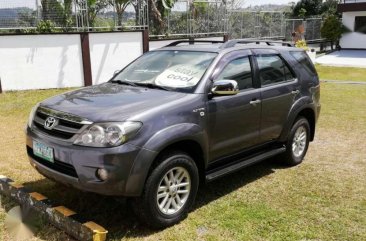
[249,99,261,105]
[291,90,300,95]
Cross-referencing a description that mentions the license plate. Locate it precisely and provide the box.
[33,141,54,163]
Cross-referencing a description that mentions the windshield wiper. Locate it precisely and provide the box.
[135,83,172,91]
[110,79,138,87]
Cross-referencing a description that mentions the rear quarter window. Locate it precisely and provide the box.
[290,51,317,76]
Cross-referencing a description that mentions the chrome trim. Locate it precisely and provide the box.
[34,115,81,134]
[31,124,89,142]
[249,99,261,105]
[37,106,93,125]
[211,80,240,96]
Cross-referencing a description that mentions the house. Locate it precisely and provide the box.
[338,0,366,49]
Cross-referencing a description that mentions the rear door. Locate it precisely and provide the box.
[207,50,262,161]
[253,49,299,143]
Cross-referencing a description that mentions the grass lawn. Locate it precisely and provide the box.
[316,65,366,82]
[0,81,365,240]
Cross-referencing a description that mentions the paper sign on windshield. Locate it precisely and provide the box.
[155,64,205,88]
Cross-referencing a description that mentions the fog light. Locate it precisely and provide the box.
[96,168,108,181]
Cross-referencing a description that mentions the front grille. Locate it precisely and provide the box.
[27,146,78,178]
[32,108,86,140]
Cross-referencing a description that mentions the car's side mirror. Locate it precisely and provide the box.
[211,80,239,96]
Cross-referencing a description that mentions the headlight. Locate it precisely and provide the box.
[27,103,40,128]
[74,122,142,147]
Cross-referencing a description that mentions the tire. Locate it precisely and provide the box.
[130,151,199,229]
[281,117,310,166]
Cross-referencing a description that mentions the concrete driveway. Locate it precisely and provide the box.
[316,50,366,68]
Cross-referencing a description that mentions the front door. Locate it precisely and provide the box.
[207,51,261,161]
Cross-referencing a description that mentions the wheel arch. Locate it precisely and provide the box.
[125,124,208,196]
[297,108,316,141]
[149,140,206,184]
[279,102,317,143]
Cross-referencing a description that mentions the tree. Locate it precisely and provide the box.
[292,0,323,17]
[298,8,307,19]
[321,15,343,50]
[63,0,73,30]
[18,8,38,27]
[130,0,144,26]
[151,0,167,34]
[40,0,73,30]
[109,0,131,28]
[162,0,177,9]
[75,0,109,27]
[40,0,64,23]
[321,0,341,17]
[292,0,341,18]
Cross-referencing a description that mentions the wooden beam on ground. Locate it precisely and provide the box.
[0,175,107,241]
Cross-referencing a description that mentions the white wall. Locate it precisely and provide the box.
[89,32,143,85]
[340,11,366,49]
[0,32,144,91]
[0,34,84,91]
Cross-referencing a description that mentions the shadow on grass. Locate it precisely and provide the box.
[21,159,286,240]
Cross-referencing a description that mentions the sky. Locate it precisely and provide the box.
[0,0,37,9]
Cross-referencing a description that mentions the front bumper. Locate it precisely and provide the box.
[26,126,155,196]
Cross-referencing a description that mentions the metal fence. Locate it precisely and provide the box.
[228,11,286,39]
[0,0,323,41]
[228,11,323,42]
[149,0,228,38]
[0,0,39,30]
[0,0,148,32]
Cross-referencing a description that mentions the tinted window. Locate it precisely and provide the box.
[256,55,295,86]
[355,16,366,34]
[290,51,316,75]
[215,57,253,90]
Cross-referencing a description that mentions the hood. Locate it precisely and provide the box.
[40,83,187,122]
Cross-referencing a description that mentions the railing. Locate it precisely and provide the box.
[342,0,366,3]
[0,1,324,41]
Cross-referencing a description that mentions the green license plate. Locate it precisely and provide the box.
[33,141,54,163]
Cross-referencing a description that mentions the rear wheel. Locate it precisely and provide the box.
[131,151,199,229]
[281,117,310,166]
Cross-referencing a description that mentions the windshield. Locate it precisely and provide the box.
[112,50,217,93]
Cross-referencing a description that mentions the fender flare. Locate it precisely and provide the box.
[125,123,207,196]
[278,96,317,142]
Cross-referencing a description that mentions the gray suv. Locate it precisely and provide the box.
[26,39,321,228]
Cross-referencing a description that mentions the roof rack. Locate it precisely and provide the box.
[165,40,224,47]
[220,39,294,49]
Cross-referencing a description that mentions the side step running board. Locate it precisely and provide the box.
[206,146,286,182]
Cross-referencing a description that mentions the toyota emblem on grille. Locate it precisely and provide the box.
[44,117,58,130]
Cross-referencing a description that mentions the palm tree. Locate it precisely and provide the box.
[147,0,179,34]
[109,0,131,28]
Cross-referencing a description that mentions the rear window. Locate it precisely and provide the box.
[290,51,317,76]
[256,55,296,86]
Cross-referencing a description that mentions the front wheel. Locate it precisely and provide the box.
[281,117,310,166]
[131,151,199,229]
